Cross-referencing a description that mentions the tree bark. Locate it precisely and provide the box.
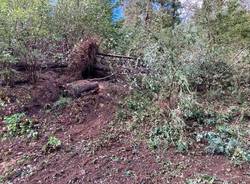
[64,80,99,97]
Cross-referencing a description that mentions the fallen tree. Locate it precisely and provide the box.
[64,80,99,97]
[0,37,142,87]
[67,37,99,80]
[6,62,68,72]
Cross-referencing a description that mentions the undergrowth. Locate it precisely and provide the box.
[42,136,62,153]
[115,88,250,164]
[52,96,72,110]
[2,113,38,139]
[197,123,250,165]
[186,174,217,184]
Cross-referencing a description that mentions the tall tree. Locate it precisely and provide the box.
[195,0,250,45]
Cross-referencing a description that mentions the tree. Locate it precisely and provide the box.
[51,0,116,48]
[0,0,118,84]
[194,0,250,45]
[0,0,51,83]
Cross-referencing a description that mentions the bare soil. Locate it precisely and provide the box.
[1,71,250,184]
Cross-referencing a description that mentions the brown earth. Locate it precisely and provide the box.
[1,70,250,184]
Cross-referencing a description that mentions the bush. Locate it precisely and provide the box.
[52,96,71,110]
[149,122,188,152]
[43,136,62,153]
[186,174,216,184]
[196,124,250,164]
[0,50,17,86]
[3,113,38,138]
[0,0,117,84]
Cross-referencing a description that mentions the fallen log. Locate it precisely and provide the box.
[97,53,137,60]
[9,62,110,74]
[4,62,68,72]
[88,73,116,82]
[64,80,99,97]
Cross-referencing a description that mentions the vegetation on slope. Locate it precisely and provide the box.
[0,0,250,183]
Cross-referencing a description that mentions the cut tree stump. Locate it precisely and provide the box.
[64,80,99,97]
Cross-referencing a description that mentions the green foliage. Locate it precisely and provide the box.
[0,0,51,82]
[189,1,250,96]
[186,174,216,184]
[149,123,188,152]
[3,113,38,138]
[118,91,161,129]
[0,50,17,85]
[52,96,71,110]
[47,136,61,148]
[0,0,118,84]
[52,0,116,49]
[4,113,25,135]
[117,68,249,160]
[0,99,5,108]
[118,90,190,152]
[195,0,250,45]
[189,60,234,92]
[231,147,250,165]
[126,92,151,112]
[214,0,250,44]
[184,104,235,126]
[43,136,62,153]
[196,124,250,163]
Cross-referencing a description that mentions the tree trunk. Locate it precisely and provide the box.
[64,80,99,97]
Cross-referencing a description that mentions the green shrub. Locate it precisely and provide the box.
[0,99,5,108]
[196,124,250,163]
[0,175,3,183]
[149,123,188,152]
[3,113,38,138]
[0,50,17,86]
[47,136,61,148]
[125,92,151,112]
[43,136,62,153]
[186,174,216,184]
[121,92,156,126]
[231,147,250,165]
[183,103,235,126]
[115,109,128,122]
[52,96,72,110]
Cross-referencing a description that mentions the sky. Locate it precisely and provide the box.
[50,0,124,21]
[112,1,124,21]
[50,0,249,22]
[112,7,124,21]
[111,0,204,22]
